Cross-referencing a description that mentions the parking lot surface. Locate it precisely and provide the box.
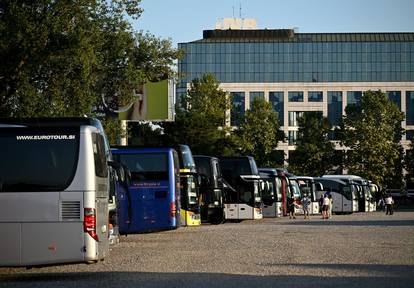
[1,211,413,288]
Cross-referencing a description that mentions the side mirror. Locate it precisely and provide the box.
[108,160,126,182]
[315,182,323,191]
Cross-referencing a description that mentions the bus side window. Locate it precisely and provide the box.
[92,133,108,178]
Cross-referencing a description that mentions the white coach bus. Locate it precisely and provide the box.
[0,118,114,267]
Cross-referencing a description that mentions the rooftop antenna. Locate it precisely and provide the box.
[232,5,235,18]
[239,2,242,18]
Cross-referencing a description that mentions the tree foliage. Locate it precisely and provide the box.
[288,112,336,176]
[404,140,414,184]
[340,90,405,189]
[162,74,234,155]
[0,0,181,144]
[236,97,284,167]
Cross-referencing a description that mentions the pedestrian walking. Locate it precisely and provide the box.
[318,194,324,214]
[301,194,311,219]
[385,194,394,215]
[322,194,330,219]
[288,197,296,219]
[327,194,333,219]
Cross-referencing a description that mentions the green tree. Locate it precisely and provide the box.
[288,112,337,176]
[404,140,414,185]
[0,1,181,144]
[340,90,405,189]
[162,74,233,155]
[236,97,283,167]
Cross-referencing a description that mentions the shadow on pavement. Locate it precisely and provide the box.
[1,264,413,288]
[277,219,414,227]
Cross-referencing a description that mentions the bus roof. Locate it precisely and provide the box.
[314,177,349,186]
[111,146,176,154]
[322,175,363,180]
[194,155,219,161]
[0,117,102,128]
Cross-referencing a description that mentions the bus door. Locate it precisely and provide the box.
[180,169,201,226]
[239,175,262,219]
[260,176,276,218]
[279,175,288,216]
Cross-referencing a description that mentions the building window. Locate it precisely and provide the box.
[407,130,414,141]
[407,92,414,125]
[308,91,323,102]
[328,91,343,126]
[249,91,264,108]
[288,131,298,145]
[288,111,304,127]
[288,91,304,102]
[347,91,362,105]
[269,92,284,126]
[387,91,401,111]
[230,92,245,126]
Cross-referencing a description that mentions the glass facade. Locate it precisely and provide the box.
[407,91,414,125]
[407,130,414,140]
[249,91,264,107]
[328,91,343,126]
[178,34,414,84]
[288,131,298,145]
[231,92,245,126]
[288,111,304,127]
[347,91,362,105]
[387,91,401,110]
[269,92,284,126]
[308,91,323,102]
[288,91,304,102]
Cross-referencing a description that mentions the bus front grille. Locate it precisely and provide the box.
[61,201,81,220]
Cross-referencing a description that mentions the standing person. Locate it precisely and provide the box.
[327,194,333,219]
[301,194,311,219]
[288,197,296,219]
[385,194,394,215]
[318,194,324,214]
[322,194,330,219]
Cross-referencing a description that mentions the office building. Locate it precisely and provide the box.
[177,19,414,161]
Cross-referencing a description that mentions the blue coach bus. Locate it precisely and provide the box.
[111,147,181,234]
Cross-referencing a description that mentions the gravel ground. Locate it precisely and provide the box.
[1,211,413,288]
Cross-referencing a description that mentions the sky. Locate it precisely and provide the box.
[132,0,414,47]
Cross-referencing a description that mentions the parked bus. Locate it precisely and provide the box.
[295,176,323,215]
[322,175,376,212]
[314,177,359,214]
[0,117,113,267]
[174,145,201,226]
[285,174,304,215]
[194,155,225,224]
[258,169,283,218]
[111,147,181,234]
[259,168,291,216]
[219,156,263,220]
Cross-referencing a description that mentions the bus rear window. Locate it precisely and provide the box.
[0,128,79,192]
[113,153,168,181]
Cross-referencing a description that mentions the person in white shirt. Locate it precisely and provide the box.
[385,194,394,215]
[322,195,330,219]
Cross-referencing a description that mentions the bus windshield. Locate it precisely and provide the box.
[0,127,79,192]
[113,153,168,181]
[179,145,196,171]
[289,179,301,198]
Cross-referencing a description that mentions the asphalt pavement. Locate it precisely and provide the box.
[1,210,413,288]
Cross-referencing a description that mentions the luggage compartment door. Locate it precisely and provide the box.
[21,222,84,266]
[0,223,21,266]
